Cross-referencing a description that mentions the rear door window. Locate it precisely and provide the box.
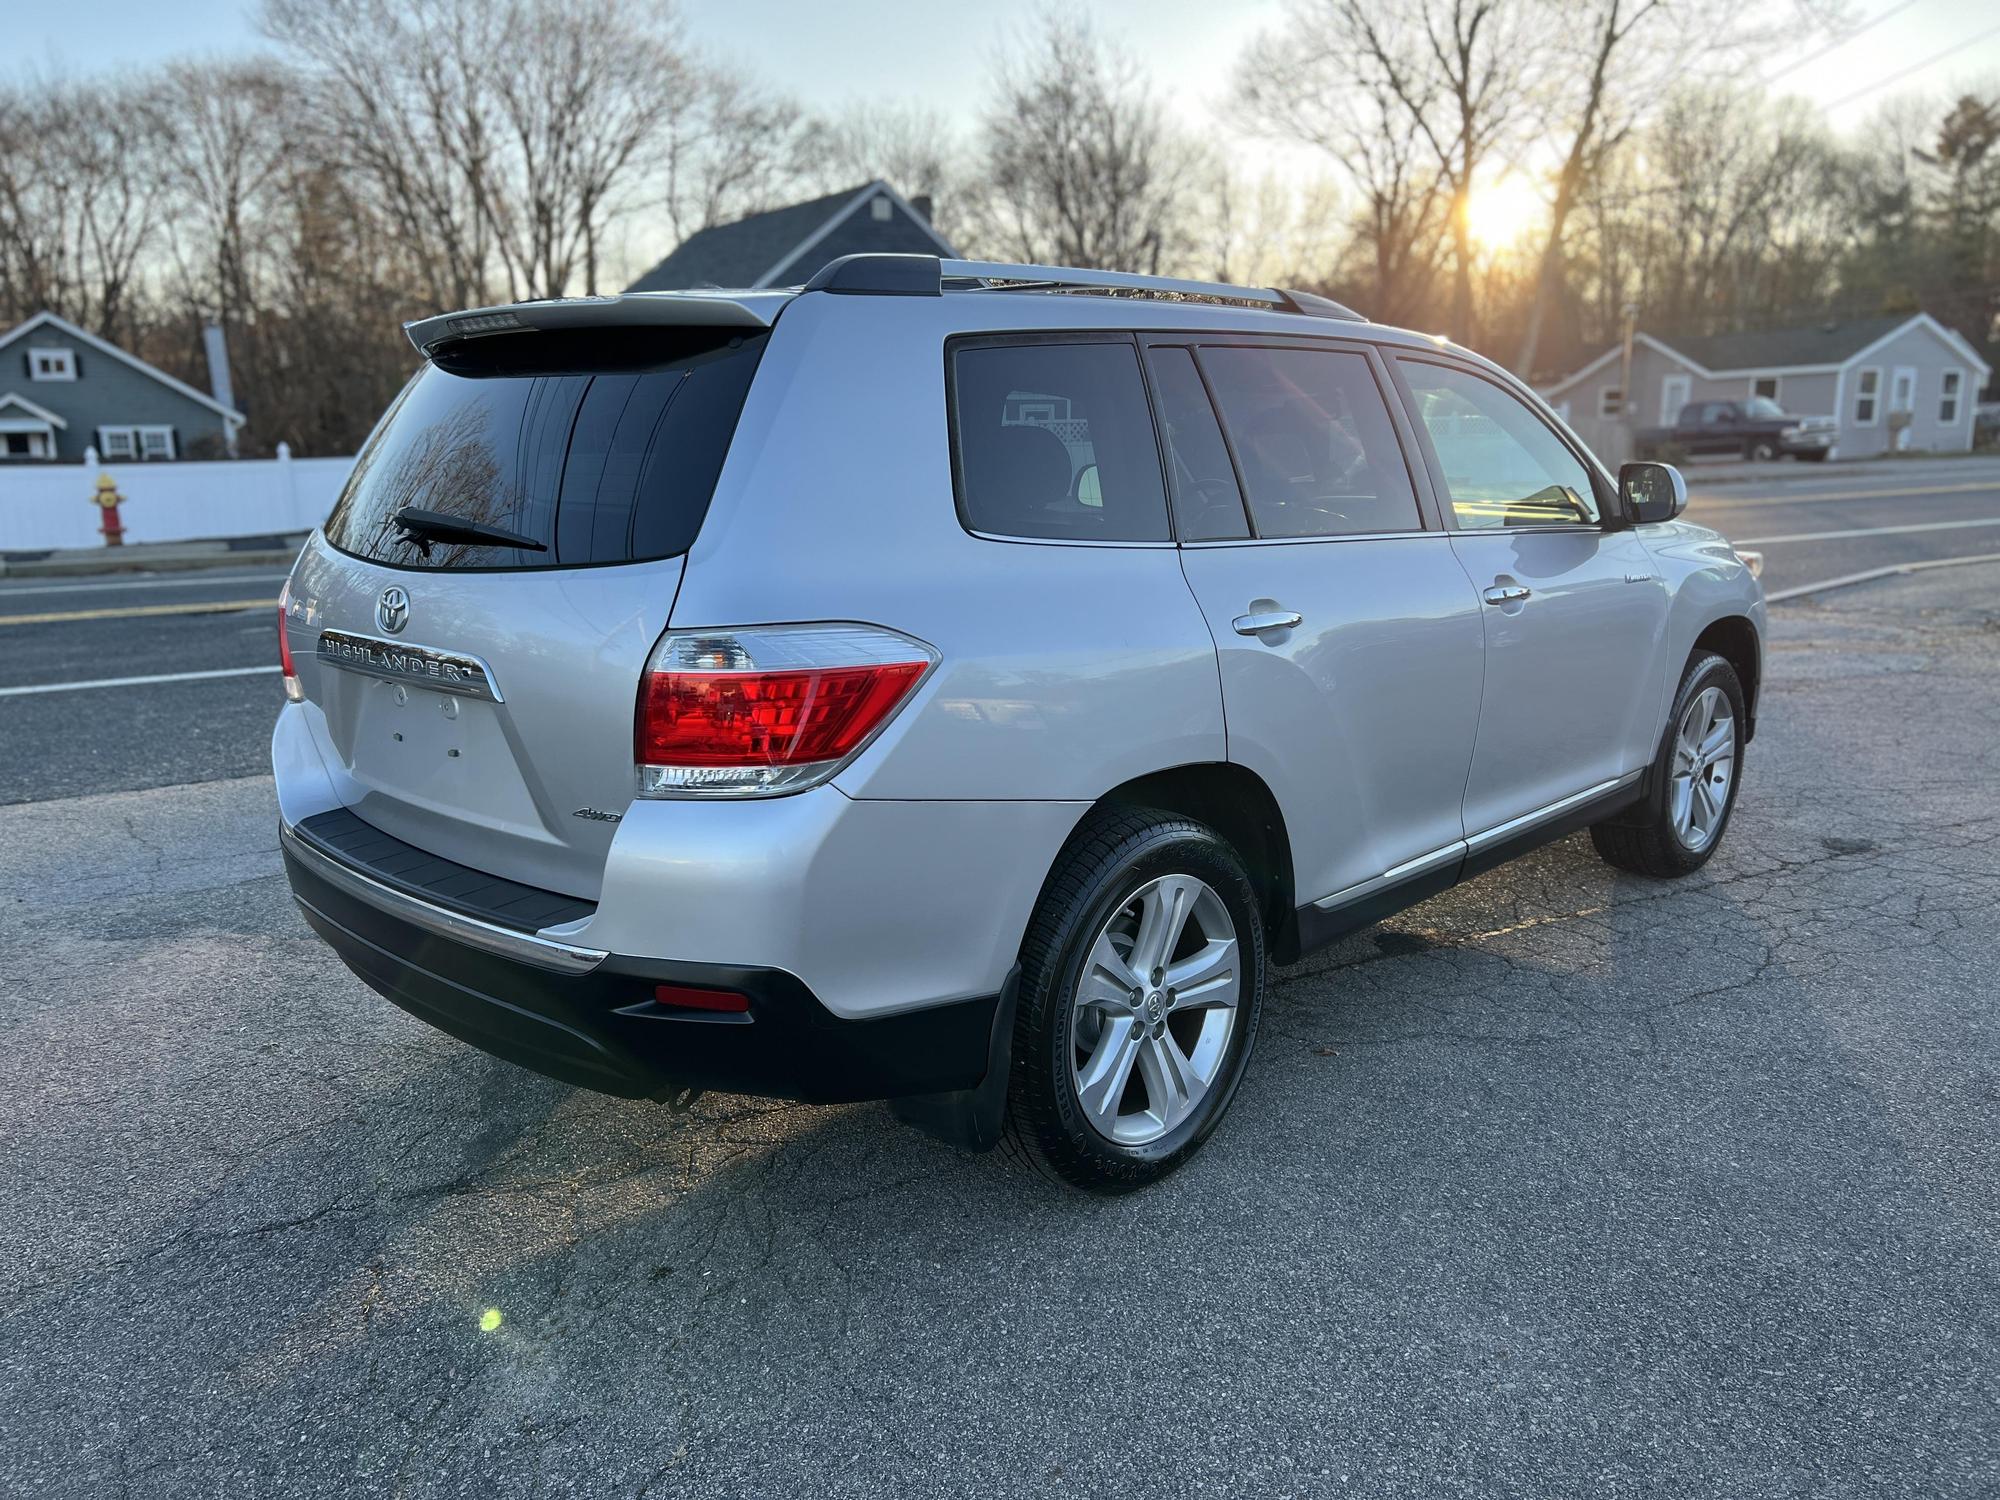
[1195,346,1420,538]
[950,339,1170,542]
[323,327,765,570]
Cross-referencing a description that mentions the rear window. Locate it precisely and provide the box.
[949,339,1170,542]
[323,326,765,570]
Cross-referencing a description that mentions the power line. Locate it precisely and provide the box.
[1762,0,1923,87]
[1822,20,2000,111]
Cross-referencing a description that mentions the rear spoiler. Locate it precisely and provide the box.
[404,290,789,357]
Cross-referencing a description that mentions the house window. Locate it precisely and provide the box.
[1751,375,1780,402]
[1940,370,1962,424]
[98,425,177,461]
[1854,367,1880,426]
[1597,387,1622,419]
[869,195,894,222]
[28,347,77,381]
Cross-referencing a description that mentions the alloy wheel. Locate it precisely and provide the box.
[1670,685,1736,851]
[1068,874,1241,1146]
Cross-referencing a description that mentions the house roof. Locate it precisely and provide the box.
[1545,311,1992,393]
[0,391,67,427]
[1661,315,1913,373]
[0,310,246,424]
[625,180,956,293]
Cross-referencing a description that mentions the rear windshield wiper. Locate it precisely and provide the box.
[393,506,548,553]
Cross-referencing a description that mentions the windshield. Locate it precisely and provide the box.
[322,327,766,571]
[1743,397,1785,420]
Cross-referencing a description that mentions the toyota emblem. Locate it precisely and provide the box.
[376,586,410,635]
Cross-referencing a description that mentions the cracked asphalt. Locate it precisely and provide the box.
[4,567,1999,1498]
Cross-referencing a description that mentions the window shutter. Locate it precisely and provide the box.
[19,353,27,379]
[72,352,82,378]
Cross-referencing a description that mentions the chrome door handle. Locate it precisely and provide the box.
[1232,610,1303,635]
[1481,585,1531,606]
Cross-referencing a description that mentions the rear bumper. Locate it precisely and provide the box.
[281,822,1005,1105]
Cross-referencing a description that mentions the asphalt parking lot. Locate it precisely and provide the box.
[3,468,1999,1497]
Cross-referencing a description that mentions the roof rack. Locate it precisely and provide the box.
[801,253,1365,322]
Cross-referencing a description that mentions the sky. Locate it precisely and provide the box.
[7,0,1996,138]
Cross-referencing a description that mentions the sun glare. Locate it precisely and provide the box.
[1466,176,1545,252]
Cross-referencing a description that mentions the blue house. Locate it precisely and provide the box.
[0,311,245,463]
[626,180,956,293]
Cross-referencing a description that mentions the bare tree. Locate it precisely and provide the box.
[0,73,168,338]
[975,16,1201,272]
[1238,0,1531,343]
[808,102,969,245]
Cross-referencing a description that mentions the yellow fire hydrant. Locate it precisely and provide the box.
[92,473,126,547]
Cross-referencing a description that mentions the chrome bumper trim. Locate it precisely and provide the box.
[280,820,606,974]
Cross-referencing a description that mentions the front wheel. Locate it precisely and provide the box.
[1591,652,1746,878]
[1002,809,1266,1192]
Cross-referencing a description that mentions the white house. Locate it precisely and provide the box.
[1541,313,1991,464]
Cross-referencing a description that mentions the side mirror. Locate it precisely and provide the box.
[1620,461,1686,524]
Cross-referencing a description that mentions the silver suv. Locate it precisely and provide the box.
[274,255,1764,1192]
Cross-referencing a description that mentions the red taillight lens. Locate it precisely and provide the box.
[638,661,926,767]
[278,586,303,702]
[634,625,935,797]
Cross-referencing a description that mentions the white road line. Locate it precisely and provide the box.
[1735,516,2000,545]
[0,665,281,698]
[0,571,290,598]
[1766,550,2000,603]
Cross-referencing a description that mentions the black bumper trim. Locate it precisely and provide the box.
[283,836,1001,1105]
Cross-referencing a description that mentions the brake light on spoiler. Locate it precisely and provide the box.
[634,624,937,798]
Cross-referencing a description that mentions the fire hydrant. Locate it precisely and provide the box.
[92,473,126,547]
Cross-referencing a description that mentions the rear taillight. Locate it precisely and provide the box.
[635,624,936,797]
[278,582,303,702]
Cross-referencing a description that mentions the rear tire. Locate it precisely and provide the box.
[1591,652,1746,878]
[1746,438,1778,461]
[1001,808,1266,1193]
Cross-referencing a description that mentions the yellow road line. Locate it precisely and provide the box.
[0,597,274,627]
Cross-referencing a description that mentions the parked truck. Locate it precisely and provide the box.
[1637,397,1836,462]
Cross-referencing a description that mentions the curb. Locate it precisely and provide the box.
[0,542,305,580]
[1767,550,2000,603]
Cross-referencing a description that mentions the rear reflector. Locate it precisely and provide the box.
[635,624,935,797]
[653,983,750,1013]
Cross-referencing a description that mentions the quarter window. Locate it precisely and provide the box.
[950,340,1170,542]
[1400,360,1599,529]
[1195,345,1419,538]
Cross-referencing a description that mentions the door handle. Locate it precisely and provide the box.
[1481,585,1532,605]
[1232,609,1303,635]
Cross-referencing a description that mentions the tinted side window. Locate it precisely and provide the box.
[1196,346,1420,539]
[951,340,1170,542]
[323,328,765,570]
[1145,346,1248,541]
[1398,360,1599,530]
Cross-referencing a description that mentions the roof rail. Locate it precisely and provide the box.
[801,253,1366,322]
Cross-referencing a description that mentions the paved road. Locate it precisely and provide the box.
[0,567,288,803]
[4,549,1998,1492]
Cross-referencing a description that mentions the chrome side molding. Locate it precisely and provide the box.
[1313,771,1643,912]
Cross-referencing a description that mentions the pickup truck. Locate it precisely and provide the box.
[1637,397,1836,462]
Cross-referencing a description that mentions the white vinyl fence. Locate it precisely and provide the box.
[0,446,355,553]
